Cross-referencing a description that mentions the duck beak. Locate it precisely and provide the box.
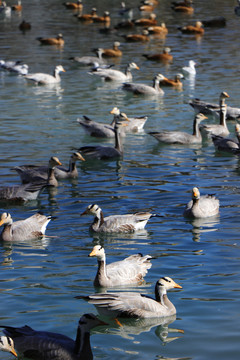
[10,348,18,358]
[88,249,97,257]
[80,210,88,216]
[76,153,85,161]
[136,65,140,70]
[174,282,182,289]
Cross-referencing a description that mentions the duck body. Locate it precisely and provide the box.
[184,187,219,218]
[63,1,83,10]
[69,49,106,66]
[89,62,139,82]
[100,42,122,57]
[0,182,46,203]
[143,47,173,63]
[24,65,65,85]
[182,60,196,76]
[123,31,149,42]
[77,116,115,138]
[179,21,204,35]
[160,74,183,88]
[149,113,207,145]
[0,212,52,241]
[147,23,168,34]
[211,124,240,154]
[122,74,165,96]
[81,204,158,233]
[110,107,148,133]
[37,34,64,46]
[89,245,152,287]
[0,314,106,360]
[77,277,182,318]
[4,63,28,75]
[134,13,157,26]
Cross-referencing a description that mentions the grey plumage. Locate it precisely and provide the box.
[53,152,85,179]
[0,181,46,203]
[122,73,165,95]
[183,187,220,218]
[24,65,65,85]
[149,113,207,145]
[89,245,152,287]
[81,204,159,233]
[76,277,182,318]
[69,49,106,66]
[211,123,240,154]
[13,156,62,186]
[88,62,139,82]
[110,107,147,132]
[0,212,52,241]
[0,314,106,360]
[77,116,115,138]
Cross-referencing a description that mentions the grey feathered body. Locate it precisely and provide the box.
[0,182,45,202]
[184,195,219,218]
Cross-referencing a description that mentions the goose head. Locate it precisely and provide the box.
[71,152,85,162]
[192,187,201,200]
[219,91,229,100]
[154,73,165,83]
[81,204,102,217]
[128,62,140,70]
[49,156,62,168]
[88,245,105,260]
[110,106,120,116]
[0,336,17,357]
[195,113,207,123]
[78,313,107,331]
[54,65,65,75]
[157,276,182,292]
[0,212,13,227]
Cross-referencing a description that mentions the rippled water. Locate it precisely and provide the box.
[1,0,240,359]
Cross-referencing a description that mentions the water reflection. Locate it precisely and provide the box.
[185,216,220,242]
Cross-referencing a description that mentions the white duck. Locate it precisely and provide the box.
[89,62,139,82]
[24,65,65,85]
[182,60,196,76]
[89,245,152,287]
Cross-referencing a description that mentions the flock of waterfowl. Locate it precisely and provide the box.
[1,0,240,359]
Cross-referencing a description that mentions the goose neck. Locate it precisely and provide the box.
[74,327,93,359]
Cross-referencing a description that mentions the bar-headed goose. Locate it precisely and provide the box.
[54,152,85,179]
[69,49,106,66]
[88,62,139,82]
[24,65,65,85]
[81,204,159,233]
[89,245,152,287]
[122,73,165,96]
[76,277,182,318]
[183,187,220,218]
[0,336,17,357]
[200,97,230,137]
[211,123,240,153]
[0,181,46,203]
[78,116,128,159]
[13,156,62,187]
[149,113,207,144]
[0,314,107,360]
[110,106,148,132]
[77,115,115,138]
[0,212,52,241]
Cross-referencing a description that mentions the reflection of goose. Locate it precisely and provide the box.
[89,62,139,82]
[24,65,65,85]
[13,156,62,187]
[211,123,240,153]
[76,277,182,318]
[122,73,165,96]
[0,314,106,360]
[89,245,152,287]
[81,204,159,233]
[149,113,207,144]
[0,212,52,241]
[0,336,17,357]
[78,116,128,159]
[184,187,220,218]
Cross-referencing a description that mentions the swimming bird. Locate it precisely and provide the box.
[77,115,116,138]
[201,17,226,27]
[110,107,148,132]
[171,0,194,13]
[53,152,85,179]
[3,63,28,75]
[0,2,11,16]
[11,0,22,11]
[0,313,107,360]
[69,49,106,66]
[181,60,196,76]
[122,73,165,96]
[76,277,182,318]
[92,11,111,24]
[24,65,65,85]
[19,20,31,32]
[13,156,62,187]
[78,116,128,160]
[0,212,52,241]
[88,245,153,287]
[149,113,207,145]
[81,204,159,233]
[200,94,230,137]
[0,59,22,70]
[122,29,150,42]
[0,336,17,357]
[211,123,240,154]
[134,13,157,26]
[142,47,173,63]
[96,42,122,57]
[183,187,220,218]
[160,73,184,88]
[118,2,134,20]
[147,23,168,35]
[88,62,139,82]
[178,21,204,35]
[76,7,97,21]
[36,33,64,46]
[0,182,46,203]
[63,0,83,10]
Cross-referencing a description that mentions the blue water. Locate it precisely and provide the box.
[1,0,240,359]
